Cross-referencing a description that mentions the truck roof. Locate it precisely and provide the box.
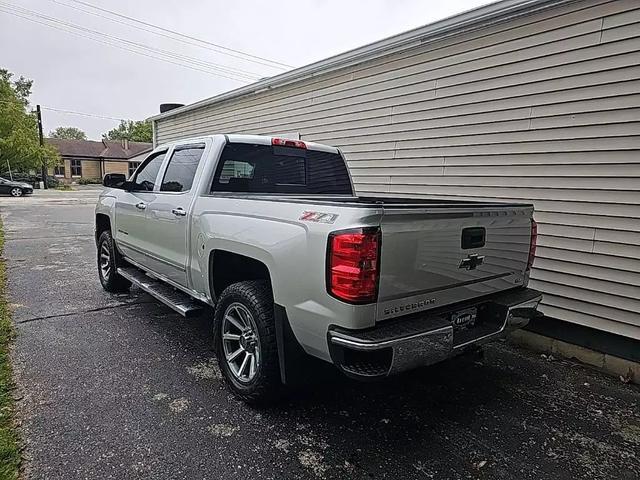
[157,134,340,154]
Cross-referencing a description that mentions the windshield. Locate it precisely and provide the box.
[211,143,353,195]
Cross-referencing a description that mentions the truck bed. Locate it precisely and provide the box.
[210,192,534,209]
[208,192,534,320]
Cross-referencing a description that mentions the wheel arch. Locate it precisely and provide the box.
[208,249,274,302]
[95,213,111,244]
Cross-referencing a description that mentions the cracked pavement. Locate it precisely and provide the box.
[1,189,639,479]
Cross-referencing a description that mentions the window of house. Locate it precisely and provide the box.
[54,162,65,177]
[130,151,166,191]
[128,161,140,178]
[70,159,82,177]
[160,144,205,192]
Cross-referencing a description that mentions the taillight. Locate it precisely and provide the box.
[272,137,306,149]
[327,228,380,304]
[527,219,537,271]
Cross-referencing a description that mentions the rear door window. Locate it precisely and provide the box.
[160,144,205,192]
[211,143,352,194]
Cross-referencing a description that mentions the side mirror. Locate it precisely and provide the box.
[103,173,127,189]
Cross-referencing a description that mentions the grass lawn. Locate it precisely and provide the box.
[0,218,20,479]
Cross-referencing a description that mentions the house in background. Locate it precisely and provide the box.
[46,138,152,183]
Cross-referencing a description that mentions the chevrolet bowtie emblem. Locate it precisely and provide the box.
[459,253,485,270]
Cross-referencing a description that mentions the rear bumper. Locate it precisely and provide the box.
[327,287,542,380]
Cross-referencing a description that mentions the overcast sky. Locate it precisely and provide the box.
[1,0,493,140]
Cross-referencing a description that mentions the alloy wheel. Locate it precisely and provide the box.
[222,302,261,383]
[99,242,111,280]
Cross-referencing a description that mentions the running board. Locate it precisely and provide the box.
[117,267,203,317]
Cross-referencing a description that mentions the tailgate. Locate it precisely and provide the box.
[376,204,533,321]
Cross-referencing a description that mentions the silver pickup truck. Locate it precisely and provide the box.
[95,134,542,402]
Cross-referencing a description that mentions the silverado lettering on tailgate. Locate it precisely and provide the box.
[383,298,436,317]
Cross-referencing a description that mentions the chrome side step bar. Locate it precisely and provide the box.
[117,267,203,317]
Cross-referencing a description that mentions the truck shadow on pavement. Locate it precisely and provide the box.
[137,293,640,480]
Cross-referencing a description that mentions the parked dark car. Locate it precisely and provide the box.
[0,177,34,197]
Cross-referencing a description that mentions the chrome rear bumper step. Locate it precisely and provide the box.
[328,287,542,379]
[117,267,203,317]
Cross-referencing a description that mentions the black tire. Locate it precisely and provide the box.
[213,281,282,404]
[97,230,131,293]
[10,187,23,197]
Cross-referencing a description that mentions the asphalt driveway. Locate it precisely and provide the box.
[2,189,639,480]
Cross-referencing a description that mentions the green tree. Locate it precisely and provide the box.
[49,126,87,140]
[1,69,32,106]
[0,68,58,173]
[103,119,152,143]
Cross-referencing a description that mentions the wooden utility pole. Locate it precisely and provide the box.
[36,104,47,189]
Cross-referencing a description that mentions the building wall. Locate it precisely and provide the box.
[104,161,129,177]
[49,157,99,182]
[80,160,101,179]
[154,0,640,340]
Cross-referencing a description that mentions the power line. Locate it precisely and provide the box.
[1,99,138,122]
[40,106,125,121]
[57,0,293,70]
[51,0,291,71]
[42,2,264,79]
[0,4,260,82]
[0,2,261,80]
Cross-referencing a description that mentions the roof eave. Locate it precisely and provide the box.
[148,0,570,122]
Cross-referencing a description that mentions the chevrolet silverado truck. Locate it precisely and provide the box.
[95,134,542,402]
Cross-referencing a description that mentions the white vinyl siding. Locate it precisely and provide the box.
[154,0,640,340]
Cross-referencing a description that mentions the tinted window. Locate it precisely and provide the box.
[161,144,205,192]
[54,162,65,176]
[211,143,352,194]
[70,159,82,177]
[132,151,166,191]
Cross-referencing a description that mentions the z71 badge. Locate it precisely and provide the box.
[299,211,339,224]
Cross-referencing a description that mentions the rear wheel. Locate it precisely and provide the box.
[214,281,282,404]
[97,230,131,292]
[10,188,23,197]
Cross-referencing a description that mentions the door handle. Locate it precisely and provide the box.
[135,202,147,210]
[172,207,187,217]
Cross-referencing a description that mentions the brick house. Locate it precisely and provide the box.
[46,138,152,183]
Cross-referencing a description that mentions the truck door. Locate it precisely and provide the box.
[144,143,206,287]
[114,150,167,268]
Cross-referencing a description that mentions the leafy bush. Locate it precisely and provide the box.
[44,176,60,188]
[1,172,33,186]
[77,177,102,185]
[0,172,60,188]
[1,171,33,183]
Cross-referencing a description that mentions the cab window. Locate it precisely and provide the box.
[160,144,205,192]
[131,151,167,191]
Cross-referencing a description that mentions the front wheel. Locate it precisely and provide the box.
[97,230,131,292]
[214,281,282,404]
[10,188,23,197]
